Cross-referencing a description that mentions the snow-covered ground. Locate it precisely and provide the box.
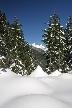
[0,66,72,108]
[49,70,62,76]
[29,65,48,77]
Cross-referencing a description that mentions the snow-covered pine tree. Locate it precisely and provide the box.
[4,21,13,68]
[9,16,26,74]
[0,11,7,56]
[23,42,38,75]
[42,11,67,74]
[10,16,37,75]
[0,11,7,68]
[65,14,72,71]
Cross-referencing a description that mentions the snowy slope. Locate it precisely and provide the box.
[58,73,72,79]
[49,70,62,76]
[0,68,17,78]
[0,68,72,108]
[29,65,48,77]
[2,95,70,108]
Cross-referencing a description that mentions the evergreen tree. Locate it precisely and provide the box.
[0,11,7,57]
[65,15,72,71]
[23,42,38,75]
[4,21,13,68]
[9,16,26,74]
[10,16,37,75]
[0,11,8,68]
[42,11,67,74]
[0,11,38,75]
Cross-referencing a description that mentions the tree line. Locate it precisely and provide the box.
[0,11,37,75]
[42,11,72,74]
[0,10,72,75]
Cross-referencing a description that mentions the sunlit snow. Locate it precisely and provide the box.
[29,65,48,77]
[49,70,62,76]
[0,56,5,59]
[31,43,48,51]
[0,66,72,108]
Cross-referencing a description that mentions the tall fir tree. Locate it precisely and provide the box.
[9,16,26,74]
[10,16,37,75]
[4,21,13,68]
[0,11,8,68]
[0,11,37,75]
[42,11,67,74]
[0,11,7,56]
[21,42,38,75]
[65,14,72,71]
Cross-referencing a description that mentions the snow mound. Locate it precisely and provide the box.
[38,77,72,96]
[52,93,72,105]
[0,76,53,107]
[38,77,58,86]
[58,73,72,79]
[0,68,72,108]
[0,68,17,78]
[49,70,62,76]
[2,95,70,108]
[30,65,48,77]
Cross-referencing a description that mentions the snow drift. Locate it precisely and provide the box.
[58,73,72,79]
[49,70,62,76]
[0,67,72,108]
[30,65,48,77]
[2,95,70,108]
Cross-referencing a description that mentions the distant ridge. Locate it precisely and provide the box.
[31,43,48,51]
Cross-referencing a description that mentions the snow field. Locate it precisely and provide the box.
[1,95,70,108]
[0,66,72,108]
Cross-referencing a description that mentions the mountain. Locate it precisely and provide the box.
[30,43,47,71]
[32,43,48,52]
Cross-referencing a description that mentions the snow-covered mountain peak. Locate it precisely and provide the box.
[32,43,48,51]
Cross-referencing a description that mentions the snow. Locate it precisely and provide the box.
[58,73,72,79]
[32,43,48,51]
[49,26,52,28]
[0,67,72,108]
[29,65,48,77]
[60,25,63,28]
[2,95,70,108]
[11,27,14,29]
[60,30,65,34]
[51,23,54,25]
[49,70,62,76]
[56,23,58,25]
[0,56,5,59]
[0,68,17,78]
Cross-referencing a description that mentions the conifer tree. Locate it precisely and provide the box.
[65,15,72,71]
[10,16,37,75]
[0,11,8,68]
[9,16,26,74]
[42,11,67,74]
[0,11,37,75]
[4,21,13,68]
[23,42,38,75]
[0,11,7,57]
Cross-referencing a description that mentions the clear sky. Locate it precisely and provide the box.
[0,0,72,45]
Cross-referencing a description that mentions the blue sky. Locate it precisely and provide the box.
[0,0,72,45]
